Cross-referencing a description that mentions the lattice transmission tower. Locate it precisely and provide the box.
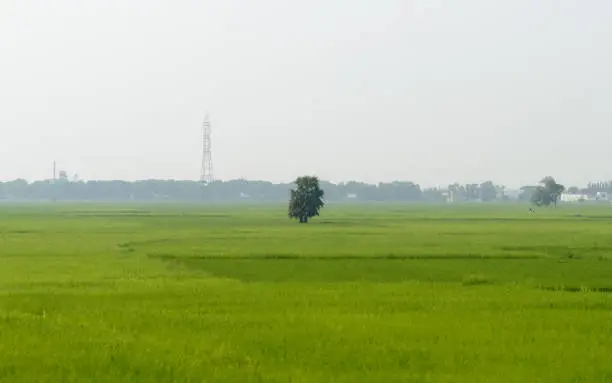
[200,114,214,184]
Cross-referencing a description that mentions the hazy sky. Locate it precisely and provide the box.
[1,0,610,188]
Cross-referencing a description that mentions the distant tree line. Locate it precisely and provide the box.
[0,177,609,203]
[0,178,487,202]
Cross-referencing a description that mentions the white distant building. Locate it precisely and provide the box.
[438,189,451,203]
[595,192,610,201]
[560,193,588,203]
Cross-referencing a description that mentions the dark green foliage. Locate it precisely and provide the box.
[288,176,325,223]
[531,176,565,207]
[479,181,498,202]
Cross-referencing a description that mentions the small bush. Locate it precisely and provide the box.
[462,274,493,286]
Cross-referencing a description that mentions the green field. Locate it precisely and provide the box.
[1,203,611,382]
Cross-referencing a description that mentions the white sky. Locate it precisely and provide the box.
[0,0,610,188]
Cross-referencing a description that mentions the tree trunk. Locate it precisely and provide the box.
[299,216,308,223]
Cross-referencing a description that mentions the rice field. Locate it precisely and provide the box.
[0,203,611,382]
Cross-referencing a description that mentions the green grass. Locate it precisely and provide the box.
[1,203,612,382]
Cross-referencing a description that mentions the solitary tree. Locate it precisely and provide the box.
[288,176,325,223]
[531,176,565,207]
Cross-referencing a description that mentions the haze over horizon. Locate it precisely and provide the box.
[1,1,610,189]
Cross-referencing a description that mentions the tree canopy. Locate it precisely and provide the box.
[288,176,325,223]
[531,177,565,207]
